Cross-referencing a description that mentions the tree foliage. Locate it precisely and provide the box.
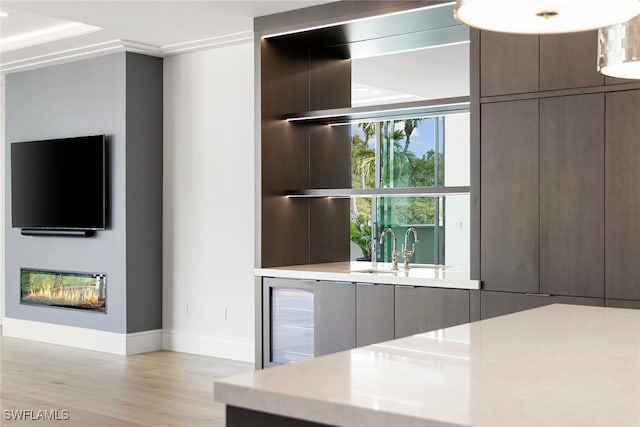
[350,118,445,255]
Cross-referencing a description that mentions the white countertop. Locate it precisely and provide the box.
[215,304,640,427]
[255,261,480,290]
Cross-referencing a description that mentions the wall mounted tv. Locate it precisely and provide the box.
[11,135,106,236]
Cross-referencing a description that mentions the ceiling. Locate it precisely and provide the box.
[0,1,470,103]
[0,1,333,72]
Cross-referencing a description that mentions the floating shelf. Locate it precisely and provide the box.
[283,97,470,125]
[285,186,470,198]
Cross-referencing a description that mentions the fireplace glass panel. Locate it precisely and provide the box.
[20,269,106,312]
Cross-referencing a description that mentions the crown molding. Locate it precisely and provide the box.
[0,23,102,53]
[161,30,253,56]
[0,39,154,73]
[0,30,254,74]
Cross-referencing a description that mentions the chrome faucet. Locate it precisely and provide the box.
[379,227,402,270]
[402,227,419,269]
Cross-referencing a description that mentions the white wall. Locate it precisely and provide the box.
[162,42,255,362]
[1,76,4,324]
[444,113,470,269]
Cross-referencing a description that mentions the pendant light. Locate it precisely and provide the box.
[598,15,640,79]
[454,0,640,34]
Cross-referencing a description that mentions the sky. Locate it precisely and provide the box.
[351,117,442,158]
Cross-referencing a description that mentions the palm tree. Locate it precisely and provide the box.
[402,119,421,152]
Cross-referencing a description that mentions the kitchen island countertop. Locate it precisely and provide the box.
[215,304,640,426]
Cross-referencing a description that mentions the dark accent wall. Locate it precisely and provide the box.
[4,52,162,334]
[124,53,163,333]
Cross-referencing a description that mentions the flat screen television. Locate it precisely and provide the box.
[11,135,106,231]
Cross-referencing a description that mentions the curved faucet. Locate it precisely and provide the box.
[402,227,419,269]
[379,227,402,270]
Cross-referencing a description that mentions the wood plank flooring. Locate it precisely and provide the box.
[0,330,252,426]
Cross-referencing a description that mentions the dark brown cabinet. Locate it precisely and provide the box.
[478,28,640,312]
[480,31,538,97]
[539,94,605,298]
[539,31,603,91]
[394,286,470,338]
[605,90,640,301]
[262,277,355,367]
[606,299,640,309]
[263,278,474,367]
[356,283,394,347]
[315,280,357,356]
[480,291,604,320]
[480,99,539,293]
[481,30,603,96]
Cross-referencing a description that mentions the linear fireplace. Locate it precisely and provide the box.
[20,269,106,312]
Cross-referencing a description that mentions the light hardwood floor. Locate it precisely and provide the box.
[0,330,253,426]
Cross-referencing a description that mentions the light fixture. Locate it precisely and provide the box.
[454,0,640,34]
[0,10,9,18]
[598,15,640,79]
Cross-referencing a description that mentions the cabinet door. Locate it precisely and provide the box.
[315,280,356,356]
[394,286,470,339]
[356,283,394,347]
[540,31,603,91]
[606,90,640,301]
[481,291,604,320]
[481,100,539,293]
[540,94,604,298]
[605,299,640,310]
[480,31,538,97]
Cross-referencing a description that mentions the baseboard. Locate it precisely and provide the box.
[162,330,254,363]
[2,317,162,355]
[126,329,164,355]
[1,318,252,361]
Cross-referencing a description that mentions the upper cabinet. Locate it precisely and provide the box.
[480,31,538,96]
[539,31,603,91]
[480,30,605,97]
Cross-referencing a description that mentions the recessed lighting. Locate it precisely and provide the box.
[0,11,10,18]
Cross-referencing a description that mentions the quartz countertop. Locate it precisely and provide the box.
[255,261,480,290]
[215,304,640,427]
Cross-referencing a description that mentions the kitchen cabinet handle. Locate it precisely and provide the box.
[525,293,551,297]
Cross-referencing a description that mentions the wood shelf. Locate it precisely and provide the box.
[284,186,470,198]
[283,97,470,125]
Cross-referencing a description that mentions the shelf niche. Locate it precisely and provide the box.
[257,1,469,268]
